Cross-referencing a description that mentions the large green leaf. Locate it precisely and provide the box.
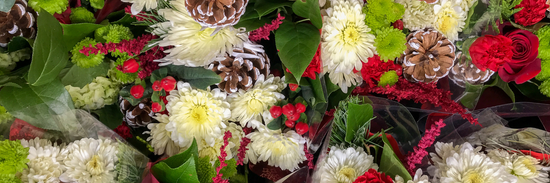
[380,133,412,181]
[28,10,69,86]
[254,0,293,18]
[292,0,322,29]
[7,37,31,52]
[345,102,373,142]
[275,21,320,83]
[61,23,105,51]
[513,81,550,101]
[152,139,200,183]
[0,0,15,12]
[0,79,75,130]
[300,77,326,106]
[234,5,274,32]
[91,104,123,129]
[59,62,110,88]
[166,65,221,90]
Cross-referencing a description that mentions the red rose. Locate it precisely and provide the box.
[514,0,549,26]
[353,169,394,183]
[498,29,541,84]
[470,35,514,72]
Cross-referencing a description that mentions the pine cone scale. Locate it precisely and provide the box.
[186,0,248,27]
[0,0,36,47]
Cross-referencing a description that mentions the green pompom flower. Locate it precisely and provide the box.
[536,59,550,81]
[374,27,407,61]
[197,156,216,183]
[0,48,31,71]
[0,174,21,183]
[95,24,134,43]
[71,38,105,68]
[0,105,14,125]
[536,26,550,60]
[362,0,405,32]
[70,7,96,24]
[540,79,550,97]
[65,76,121,110]
[0,140,29,175]
[28,0,68,15]
[378,70,399,87]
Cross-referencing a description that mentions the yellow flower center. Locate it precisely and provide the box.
[464,171,484,183]
[338,167,357,181]
[189,105,209,124]
[438,10,458,34]
[522,158,537,173]
[86,155,104,175]
[341,22,360,45]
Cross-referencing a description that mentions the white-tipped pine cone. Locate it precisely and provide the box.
[0,0,37,47]
[449,52,495,87]
[119,97,155,127]
[185,0,248,28]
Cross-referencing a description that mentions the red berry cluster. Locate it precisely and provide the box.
[269,103,308,135]
[130,76,177,113]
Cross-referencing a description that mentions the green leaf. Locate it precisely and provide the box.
[267,116,284,130]
[28,10,69,86]
[119,83,154,106]
[461,38,477,60]
[150,67,168,83]
[91,0,105,9]
[0,0,15,12]
[328,85,355,110]
[345,102,373,142]
[61,23,105,51]
[300,77,326,106]
[91,104,123,129]
[380,133,412,181]
[460,81,485,109]
[112,14,138,27]
[494,75,515,104]
[325,75,340,97]
[0,79,75,131]
[59,62,110,88]
[7,37,31,52]
[152,139,200,183]
[275,21,320,83]
[166,65,221,90]
[292,0,322,29]
[233,5,274,31]
[254,0,293,17]
[513,81,550,101]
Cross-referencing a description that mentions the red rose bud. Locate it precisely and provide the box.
[289,83,299,91]
[392,20,404,30]
[152,102,162,112]
[122,59,140,73]
[295,103,306,113]
[152,80,163,91]
[130,85,145,99]
[161,76,177,91]
[270,106,282,118]
[295,122,308,135]
[287,113,300,121]
[285,120,296,128]
[282,103,296,116]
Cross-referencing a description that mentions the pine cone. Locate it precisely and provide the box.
[185,0,248,28]
[399,28,456,83]
[0,0,37,47]
[209,42,270,93]
[119,97,155,127]
[449,52,495,87]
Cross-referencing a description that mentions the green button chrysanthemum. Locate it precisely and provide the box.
[374,27,407,61]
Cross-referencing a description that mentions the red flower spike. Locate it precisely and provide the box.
[282,103,296,116]
[123,59,140,73]
[289,83,299,91]
[269,106,282,118]
[285,120,296,128]
[161,76,177,91]
[288,113,300,121]
[152,81,163,91]
[152,102,162,113]
[130,85,145,99]
[295,103,306,113]
[392,20,404,30]
[295,122,308,135]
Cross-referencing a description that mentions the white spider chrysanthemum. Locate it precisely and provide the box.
[19,138,67,183]
[227,75,286,128]
[145,114,180,156]
[120,0,157,15]
[165,82,231,149]
[59,138,119,183]
[488,149,550,183]
[433,0,466,41]
[246,126,307,171]
[395,169,431,183]
[314,146,378,183]
[396,0,436,30]
[321,0,375,93]
[154,0,247,67]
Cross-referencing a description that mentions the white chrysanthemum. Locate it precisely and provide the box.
[121,0,157,15]
[165,82,231,149]
[321,0,375,93]
[227,75,286,128]
[59,138,118,183]
[246,126,307,171]
[19,138,67,183]
[145,114,180,156]
[460,0,477,11]
[433,0,466,41]
[314,146,378,183]
[154,0,247,67]
[488,149,550,183]
[395,169,431,183]
[396,0,436,30]
[430,142,466,168]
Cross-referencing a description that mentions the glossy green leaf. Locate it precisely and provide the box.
[152,139,200,183]
[461,38,477,60]
[0,79,75,131]
[513,81,550,101]
[61,23,105,51]
[325,75,340,97]
[275,21,320,83]
[233,5,274,31]
[494,75,515,104]
[300,77,326,106]
[91,104,123,129]
[91,0,105,9]
[254,0,293,17]
[292,0,322,29]
[28,10,69,86]
[59,62,110,88]
[0,0,15,12]
[460,82,485,109]
[0,75,22,88]
[112,14,138,27]
[166,65,221,90]
[345,102,373,142]
[150,67,168,83]
[328,85,355,110]
[7,37,31,52]
[380,133,412,181]
[267,116,284,130]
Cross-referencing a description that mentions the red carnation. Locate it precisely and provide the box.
[499,29,541,84]
[470,35,514,72]
[358,55,402,88]
[353,169,394,183]
[514,0,549,26]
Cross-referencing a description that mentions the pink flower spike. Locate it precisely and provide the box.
[249,14,285,42]
[213,131,232,183]
[404,119,446,175]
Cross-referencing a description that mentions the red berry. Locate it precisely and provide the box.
[285,120,296,128]
[392,20,404,30]
[270,106,282,118]
[161,76,177,91]
[295,122,308,135]
[289,83,299,91]
[152,80,162,91]
[282,104,296,116]
[295,103,306,113]
[287,113,300,121]
[130,85,145,99]
[152,102,162,112]
[122,59,140,73]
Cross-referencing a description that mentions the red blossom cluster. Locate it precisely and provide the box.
[404,119,445,175]
[80,34,157,56]
[138,46,165,79]
[213,131,232,183]
[114,123,133,139]
[353,169,394,183]
[357,55,402,88]
[513,0,549,26]
[249,14,285,42]
[304,143,314,169]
